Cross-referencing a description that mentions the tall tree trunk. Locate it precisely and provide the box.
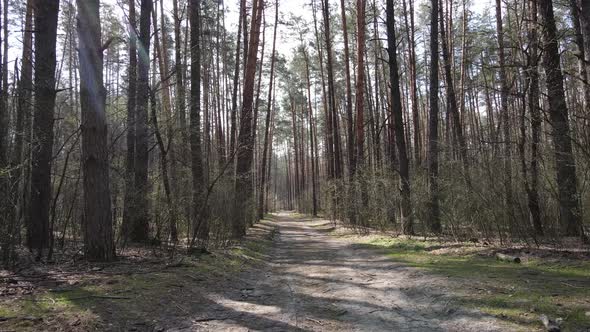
[0,0,6,263]
[130,0,152,243]
[1,0,6,128]
[289,98,300,209]
[234,0,264,238]
[258,0,279,220]
[354,0,366,172]
[0,0,5,169]
[427,0,441,233]
[439,0,469,181]
[122,0,138,241]
[229,0,247,158]
[496,0,514,227]
[173,0,187,144]
[77,0,115,261]
[4,0,33,263]
[152,0,178,242]
[386,0,413,235]
[172,0,190,238]
[321,0,342,179]
[29,0,60,256]
[312,0,334,181]
[340,0,355,176]
[189,0,208,247]
[579,0,590,122]
[526,0,543,236]
[303,48,318,217]
[570,0,590,120]
[401,0,421,165]
[538,0,585,238]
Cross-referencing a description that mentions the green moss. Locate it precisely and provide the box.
[362,237,590,331]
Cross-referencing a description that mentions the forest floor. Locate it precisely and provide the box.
[1,212,589,331]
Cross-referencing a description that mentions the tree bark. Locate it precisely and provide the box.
[152,1,178,242]
[229,0,247,158]
[29,0,60,255]
[0,0,5,169]
[386,0,413,235]
[3,0,33,263]
[354,0,366,172]
[321,0,342,179]
[401,0,421,165]
[189,0,208,247]
[312,0,334,180]
[538,0,585,238]
[340,0,355,176]
[303,47,318,217]
[77,0,115,261]
[258,0,279,220]
[427,0,441,233]
[439,0,469,183]
[526,0,543,236]
[130,0,152,243]
[496,0,514,227]
[234,0,264,237]
[570,0,590,122]
[122,0,138,241]
[579,0,590,115]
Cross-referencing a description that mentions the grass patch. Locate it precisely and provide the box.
[1,221,278,331]
[361,237,590,331]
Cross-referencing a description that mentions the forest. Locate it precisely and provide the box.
[0,0,589,331]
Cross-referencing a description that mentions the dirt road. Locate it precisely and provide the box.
[189,213,518,331]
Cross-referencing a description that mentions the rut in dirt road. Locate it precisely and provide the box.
[192,213,517,331]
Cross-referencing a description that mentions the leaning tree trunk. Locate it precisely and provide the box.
[29,0,60,256]
[77,0,115,261]
[258,0,279,220]
[538,0,585,239]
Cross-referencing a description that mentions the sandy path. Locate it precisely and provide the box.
[185,212,516,331]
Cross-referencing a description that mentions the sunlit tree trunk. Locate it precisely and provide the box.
[234,0,264,238]
[77,0,115,261]
[258,0,279,220]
